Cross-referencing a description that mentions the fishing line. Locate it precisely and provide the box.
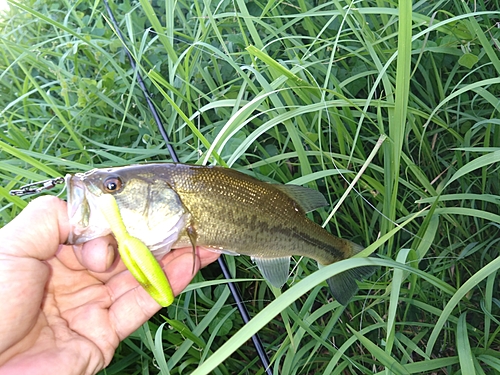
[101,1,272,373]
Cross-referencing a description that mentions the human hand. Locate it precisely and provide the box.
[0,196,220,375]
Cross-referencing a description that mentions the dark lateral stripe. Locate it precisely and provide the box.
[255,218,345,261]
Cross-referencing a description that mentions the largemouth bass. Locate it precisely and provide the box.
[66,163,375,304]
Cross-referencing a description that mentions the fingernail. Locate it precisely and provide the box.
[106,244,116,269]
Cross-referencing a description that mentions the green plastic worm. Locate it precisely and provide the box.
[96,193,174,307]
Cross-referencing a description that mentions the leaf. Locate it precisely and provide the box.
[457,313,476,375]
[348,325,410,375]
[164,319,207,349]
[208,316,234,337]
[458,53,479,69]
[445,150,500,189]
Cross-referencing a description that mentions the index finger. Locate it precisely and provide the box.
[0,196,70,260]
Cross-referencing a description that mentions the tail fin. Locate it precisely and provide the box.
[326,260,377,305]
[327,242,377,305]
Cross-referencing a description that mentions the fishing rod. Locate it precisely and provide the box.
[101,1,272,373]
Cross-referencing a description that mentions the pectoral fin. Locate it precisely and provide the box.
[186,223,198,274]
[252,256,290,288]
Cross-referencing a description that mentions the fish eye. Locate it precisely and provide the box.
[103,177,123,193]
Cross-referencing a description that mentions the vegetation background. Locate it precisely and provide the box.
[1,0,500,374]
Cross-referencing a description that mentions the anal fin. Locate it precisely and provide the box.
[252,256,291,288]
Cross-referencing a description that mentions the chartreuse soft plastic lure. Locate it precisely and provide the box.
[96,193,174,307]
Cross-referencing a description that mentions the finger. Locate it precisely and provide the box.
[57,236,117,273]
[108,249,203,340]
[90,245,217,285]
[104,247,200,300]
[56,244,87,271]
[0,196,69,355]
[0,196,70,260]
[75,236,118,273]
[196,246,221,268]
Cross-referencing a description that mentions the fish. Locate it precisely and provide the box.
[65,163,376,305]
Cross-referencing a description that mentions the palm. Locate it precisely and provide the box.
[0,197,219,375]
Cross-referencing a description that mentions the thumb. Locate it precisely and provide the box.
[0,196,70,260]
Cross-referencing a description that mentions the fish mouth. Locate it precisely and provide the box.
[65,171,111,244]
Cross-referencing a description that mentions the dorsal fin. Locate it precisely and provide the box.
[273,184,328,213]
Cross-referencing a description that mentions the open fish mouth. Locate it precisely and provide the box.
[65,171,112,244]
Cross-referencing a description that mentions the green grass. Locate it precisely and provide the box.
[1,0,500,374]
